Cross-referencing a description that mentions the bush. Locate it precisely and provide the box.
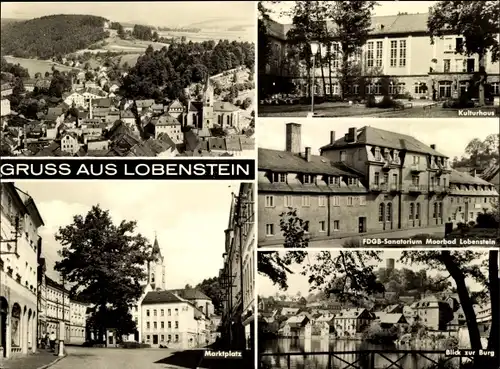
[377,95,398,109]
[365,94,376,108]
[235,99,241,106]
[121,342,151,349]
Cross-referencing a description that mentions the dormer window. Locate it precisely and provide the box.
[384,149,391,161]
[272,173,286,183]
[393,150,399,163]
[302,174,313,184]
[374,148,381,161]
[347,177,357,186]
[327,176,339,185]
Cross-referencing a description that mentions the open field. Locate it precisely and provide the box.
[158,28,254,43]
[74,37,169,54]
[3,56,80,76]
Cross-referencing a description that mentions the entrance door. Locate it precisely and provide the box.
[358,217,366,233]
[134,331,139,342]
[153,335,158,345]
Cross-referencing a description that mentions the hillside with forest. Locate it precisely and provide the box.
[1,14,109,59]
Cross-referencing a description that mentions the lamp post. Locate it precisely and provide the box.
[309,41,320,117]
[58,275,65,357]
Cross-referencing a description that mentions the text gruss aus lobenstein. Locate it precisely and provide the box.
[0,161,254,180]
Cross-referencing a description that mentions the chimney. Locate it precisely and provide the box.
[430,144,436,150]
[330,131,336,144]
[285,123,301,154]
[347,127,357,143]
[305,147,311,162]
[386,258,395,270]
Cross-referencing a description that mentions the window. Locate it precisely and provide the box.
[413,156,420,164]
[161,334,165,341]
[416,203,420,220]
[397,83,406,94]
[469,212,474,219]
[366,42,374,67]
[175,321,179,329]
[146,310,150,317]
[265,195,274,207]
[333,220,340,231]
[154,309,157,316]
[458,206,462,212]
[319,221,326,232]
[347,197,353,206]
[302,195,310,207]
[409,203,414,220]
[175,308,178,316]
[443,59,451,73]
[491,82,499,95]
[360,196,366,206]
[161,309,164,316]
[389,83,397,95]
[390,41,397,67]
[444,37,454,52]
[168,321,171,328]
[433,203,438,218]
[455,59,465,72]
[414,82,427,94]
[161,322,164,329]
[439,81,452,98]
[332,196,340,206]
[412,175,420,185]
[340,151,346,161]
[154,322,157,329]
[273,173,286,183]
[392,174,398,185]
[175,334,179,342]
[379,203,385,222]
[399,40,406,67]
[374,148,381,161]
[266,224,274,236]
[374,172,380,185]
[146,322,150,329]
[386,203,392,222]
[318,196,326,207]
[376,41,383,67]
[284,195,292,207]
[303,174,312,184]
[168,309,171,316]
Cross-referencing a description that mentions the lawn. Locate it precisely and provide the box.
[3,56,79,77]
[257,101,498,118]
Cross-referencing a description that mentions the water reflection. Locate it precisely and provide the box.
[261,337,457,369]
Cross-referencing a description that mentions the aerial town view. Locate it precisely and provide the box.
[0,2,256,157]
[257,118,499,247]
[258,0,500,118]
[257,250,498,369]
[0,180,255,368]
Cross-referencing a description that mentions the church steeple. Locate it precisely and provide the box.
[148,232,166,291]
[151,232,163,262]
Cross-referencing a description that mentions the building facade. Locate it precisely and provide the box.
[258,123,498,246]
[44,276,70,343]
[0,183,44,358]
[220,183,256,350]
[141,290,210,349]
[261,13,500,100]
[1,98,11,117]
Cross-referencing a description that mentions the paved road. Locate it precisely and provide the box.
[50,346,192,369]
[51,346,253,369]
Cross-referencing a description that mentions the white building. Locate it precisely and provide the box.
[45,276,70,342]
[153,116,183,144]
[1,99,11,116]
[141,290,210,349]
[63,92,85,108]
[69,300,89,345]
[0,183,44,358]
[60,132,80,155]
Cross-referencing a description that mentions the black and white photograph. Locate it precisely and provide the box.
[0,1,256,158]
[258,1,500,118]
[257,118,499,247]
[0,181,256,368]
[257,250,499,369]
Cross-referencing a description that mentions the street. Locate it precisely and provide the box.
[47,346,253,369]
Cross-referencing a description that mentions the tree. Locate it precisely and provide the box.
[195,277,224,315]
[117,23,125,39]
[54,205,154,344]
[328,1,377,99]
[12,77,25,96]
[280,208,309,248]
[428,1,500,106]
[401,250,498,367]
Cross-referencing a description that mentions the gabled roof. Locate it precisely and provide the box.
[320,126,445,157]
[153,115,180,126]
[450,170,495,186]
[142,291,184,304]
[92,98,112,108]
[136,99,155,108]
[167,288,210,301]
[213,101,239,112]
[259,147,360,176]
[375,312,407,325]
[208,137,226,151]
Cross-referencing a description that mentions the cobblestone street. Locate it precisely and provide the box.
[46,346,252,369]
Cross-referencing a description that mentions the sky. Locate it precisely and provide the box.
[264,1,437,24]
[257,250,489,297]
[16,181,243,288]
[0,2,255,28]
[257,118,499,160]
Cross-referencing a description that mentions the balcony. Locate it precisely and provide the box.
[389,184,401,192]
[410,164,425,173]
[409,185,427,193]
[371,184,383,192]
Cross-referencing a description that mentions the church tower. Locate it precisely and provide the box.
[202,76,214,129]
[148,233,166,291]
